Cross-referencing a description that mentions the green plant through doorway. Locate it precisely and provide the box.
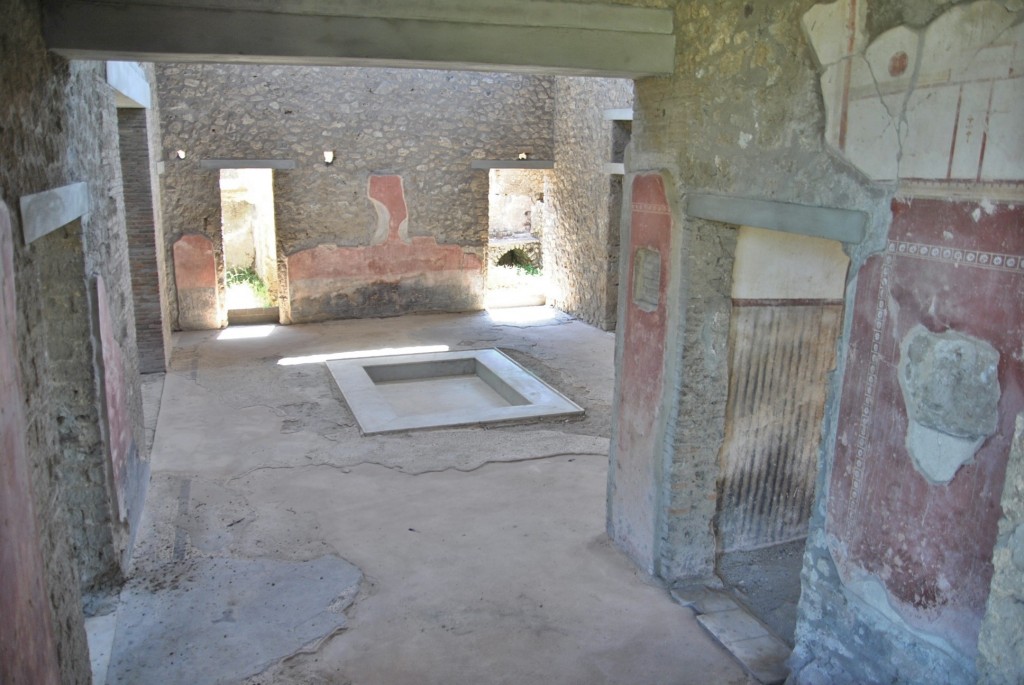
[226,266,273,309]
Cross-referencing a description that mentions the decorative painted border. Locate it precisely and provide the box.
[632,202,671,215]
[888,240,1024,274]
[849,251,894,506]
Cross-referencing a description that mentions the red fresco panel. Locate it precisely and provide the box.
[828,198,1024,656]
[0,203,61,685]
[610,172,672,566]
[97,275,136,521]
[172,233,217,290]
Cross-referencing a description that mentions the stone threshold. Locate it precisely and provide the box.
[671,582,790,685]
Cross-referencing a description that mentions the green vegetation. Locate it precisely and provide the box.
[226,266,274,308]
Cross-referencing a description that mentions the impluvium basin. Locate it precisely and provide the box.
[326,349,584,434]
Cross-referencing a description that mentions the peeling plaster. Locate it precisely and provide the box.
[805,0,1024,186]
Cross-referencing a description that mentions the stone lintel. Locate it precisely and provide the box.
[43,1,675,77]
[199,159,296,170]
[685,194,867,244]
[471,160,555,170]
[603,108,633,121]
[18,182,90,245]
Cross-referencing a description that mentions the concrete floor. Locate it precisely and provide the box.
[100,307,756,685]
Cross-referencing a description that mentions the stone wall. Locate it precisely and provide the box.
[548,77,633,330]
[118,95,170,375]
[617,0,1024,682]
[156,64,555,325]
[0,0,150,680]
[2,2,156,680]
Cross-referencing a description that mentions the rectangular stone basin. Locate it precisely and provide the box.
[326,349,584,434]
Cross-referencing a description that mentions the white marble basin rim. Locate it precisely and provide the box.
[326,348,584,435]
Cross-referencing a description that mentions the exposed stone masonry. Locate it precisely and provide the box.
[157,64,555,325]
[0,0,148,679]
[548,77,633,330]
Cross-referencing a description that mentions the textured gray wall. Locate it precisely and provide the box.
[157,64,555,325]
[0,0,149,680]
[548,77,632,330]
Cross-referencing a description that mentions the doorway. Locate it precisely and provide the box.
[219,168,279,324]
[485,168,549,308]
[715,226,849,644]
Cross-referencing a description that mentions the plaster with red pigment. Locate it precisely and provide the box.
[368,174,409,243]
[172,233,220,329]
[97,275,137,523]
[609,172,672,571]
[0,203,61,685]
[828,198,1024,656]
[172,233,217,290]
[286,175,483,322]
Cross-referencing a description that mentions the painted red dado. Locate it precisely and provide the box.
[172,233,217,290]
[286,175,482,321]
[0,203,61,685]
[172,233,220,329]
[609,172,672,569]
[828,198,1024,656]
[97,276,136,522]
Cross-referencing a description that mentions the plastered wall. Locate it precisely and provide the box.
[157,64,555,326]
[1,0,152,680]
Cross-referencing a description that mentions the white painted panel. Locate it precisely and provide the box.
[900,85,959,180]
[846,94,900,180]
[981,77,1024,182]
[732,226,850,301]
[950,81,991,180]
[801,0,867,68]
[950,44,1012,83]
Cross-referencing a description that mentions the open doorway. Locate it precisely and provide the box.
[715,226,849,645]
[219,168,279,324]
[485,168,549,308]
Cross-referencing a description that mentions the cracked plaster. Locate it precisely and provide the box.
[804,0,1024,185]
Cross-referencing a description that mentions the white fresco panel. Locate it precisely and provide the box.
[950,81,992,180]
[980,77,1024,182]
[899,85,960,180]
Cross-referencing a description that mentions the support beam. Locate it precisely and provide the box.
[198,159,296,170]
[43,0,675,77]
[685,194,868,244]
[18,182,90,245]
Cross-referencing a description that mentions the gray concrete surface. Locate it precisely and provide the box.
[111,307,754,684]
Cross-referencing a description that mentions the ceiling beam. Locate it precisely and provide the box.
[43,0,675,77]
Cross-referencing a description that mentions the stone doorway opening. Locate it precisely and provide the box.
[713,226,849,646]
[485,168,549,308]
[219,168,279,324]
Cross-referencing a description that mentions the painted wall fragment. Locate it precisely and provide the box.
[828,198,1024,663]
[898,325,1001,483]
[608,172,672,573]
[0,202,62,685]
[97,275,143,527]
[173,233,221,329]
[804,0,1024,186]
[286,175,483,323]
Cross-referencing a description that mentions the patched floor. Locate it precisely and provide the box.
[99,307,756,685]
